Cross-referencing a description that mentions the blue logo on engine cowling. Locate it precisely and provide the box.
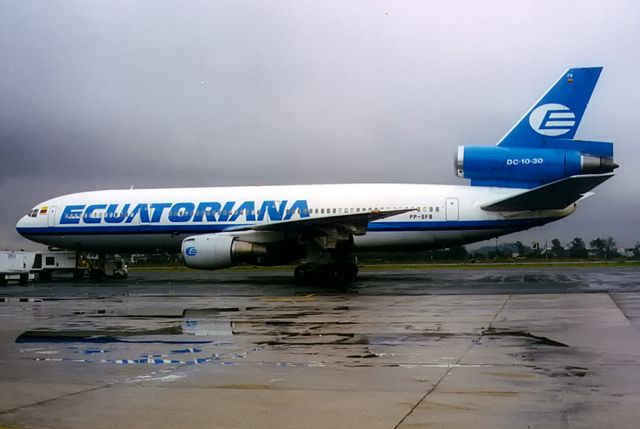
[185,247,198,257]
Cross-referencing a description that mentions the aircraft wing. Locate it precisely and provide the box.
[481,173,614,212]
[227,208,415,236]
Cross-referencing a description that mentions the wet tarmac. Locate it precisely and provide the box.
[1,267,639,428]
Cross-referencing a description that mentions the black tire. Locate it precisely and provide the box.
[294,264,313,286]
[294,263,358,286]
[337,263,359,282]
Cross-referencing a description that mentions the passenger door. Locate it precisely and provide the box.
[47,206,57,227]
[445,198,459,221]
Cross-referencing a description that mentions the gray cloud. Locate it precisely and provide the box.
[1,0,639,250]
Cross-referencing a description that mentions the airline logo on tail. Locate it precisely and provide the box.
[528,103,576,136]
[497,67,601,147]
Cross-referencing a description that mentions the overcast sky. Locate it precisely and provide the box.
[1,0,639,250]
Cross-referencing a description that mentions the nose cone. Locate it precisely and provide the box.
[16,215,29,238]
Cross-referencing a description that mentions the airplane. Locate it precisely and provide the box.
[16,67,617,284]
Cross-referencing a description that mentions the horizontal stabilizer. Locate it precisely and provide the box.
[482,173,613,212]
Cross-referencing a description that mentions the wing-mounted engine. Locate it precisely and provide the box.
[182,233,284,269]
[455,141,617,188]
[181,208,415,271]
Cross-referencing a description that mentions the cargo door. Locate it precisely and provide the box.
[47,206,57,227]
[445,198,459,221]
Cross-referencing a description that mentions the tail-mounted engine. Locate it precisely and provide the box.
[455,140,617,188]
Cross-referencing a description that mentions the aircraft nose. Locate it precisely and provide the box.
[16,215,30,237]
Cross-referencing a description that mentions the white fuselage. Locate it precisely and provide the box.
[16,183,574,253]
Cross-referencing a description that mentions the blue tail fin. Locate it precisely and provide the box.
[497,67,602,147]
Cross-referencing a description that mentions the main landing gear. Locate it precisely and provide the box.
[293,262,359,286]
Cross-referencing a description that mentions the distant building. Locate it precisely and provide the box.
[623,248,636,258]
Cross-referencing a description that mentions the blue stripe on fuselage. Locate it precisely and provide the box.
[16,217,561,237]
[367,218,559,231]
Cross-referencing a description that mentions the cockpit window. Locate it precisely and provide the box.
[28,209,38,217]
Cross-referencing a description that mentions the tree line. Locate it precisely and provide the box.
[358,236,640,263]
[546,237,627,259]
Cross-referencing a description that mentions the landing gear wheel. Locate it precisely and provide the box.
[293,262,359,286]
[337,263,359,282]
[294,264,314,286]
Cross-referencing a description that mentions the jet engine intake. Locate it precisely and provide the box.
[182,234,267,270]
